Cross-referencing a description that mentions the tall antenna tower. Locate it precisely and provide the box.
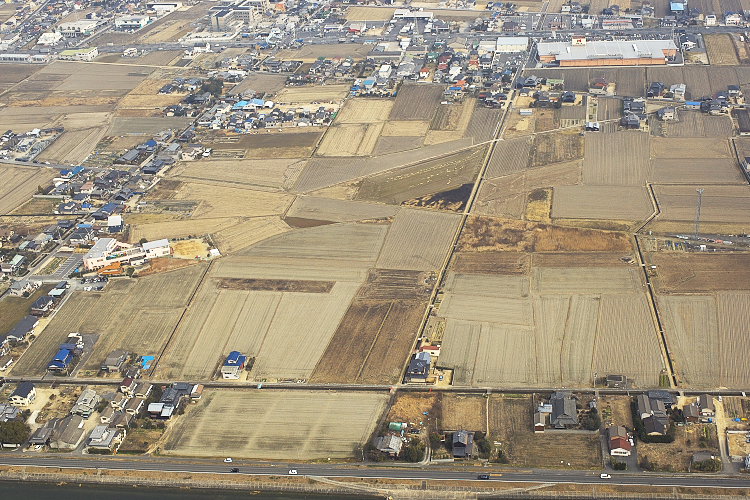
[694,188,704,239]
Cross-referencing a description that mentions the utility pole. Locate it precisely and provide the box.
[694,188,704,239]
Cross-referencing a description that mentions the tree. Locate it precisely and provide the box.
[402,438,425,463]
[125,267,135,277]
[428,432,442,450]
[581,410,602,431]
[139,238,148,244]
[0,421,30,445]
[201,78,224,97]
[474,431,492,458]
[611,459,627,470]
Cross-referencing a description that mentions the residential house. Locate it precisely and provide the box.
[120,377,137,397]
[30,295,56,317]
[9,382,36,406]
[683,403,700,423]
[5,315,38,344]
[533,412,545,433]
[1,254,26,275]
[47,418,85,450]
[101,350,129,373]
[111,393,128,410]
[124,397,144,416]
[28,424,54,447]
[452,430,474,458]
[375,435,403,456]
[220,350,247,379]
[698,394,715,416]
[657,107,676,121]
[100,406,115,424]
[134,382,152,399]
[0,403,20,423]
[70,388,101,419]
[550,392,578,428]
[8,280,38,297]
[404,352,431,383]
[643,415,669,436]
[87,425,125,452]
[607,426,632,456]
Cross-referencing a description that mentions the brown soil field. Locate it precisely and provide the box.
[286,196,398,223]
[389,84,444,121]
[705,33,740,66]
[36,127,108,164]
[552,185,653,221]
[345,6,397,20]
[638,424,719,472]
[583,131,649,186]
[380,120,430,136]
[207,130,322,158]
[212,216,291,254]
[172,182,293,219]
[440,394,487,432]
[653,185,750,225]
[0,166,56,215]
[310,298,427,384]
[451,251,531,275]
[485,136,533,178]
[163,390,387,459]
[230,73,287,95]
[529,130,584,168]
[386,393,440,428]
[138,257,199,276]
[489,395,602,468]
[171,238,209,259]
[10,197,57,215]
[0,65,41,90]
[356,145,486,205]
[599,395,634,429]
[376,209,462,271]
[430,100,474,132]
[356,268,434,300]
[465,105,502,143]
[532,252,635,267]
[650,137,732,158]
[650,158,744,184]
[660,111,734,138]
[458,216,632,253]
[316,123,382,156]
[649,253,750,293]
[216,278,334,293]
[334,99,393,124]
[107,116,193,135]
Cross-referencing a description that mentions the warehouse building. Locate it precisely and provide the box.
[537,37,678,67]
[495,36,529,53]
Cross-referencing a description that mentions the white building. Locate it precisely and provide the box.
[37,32,63,46]
[59,20,100,37]
[496,36,529,53]
[142,239,171,259]
[115,15,152,31]
[146,1,183,15]
[705,14,717,26]
[59,47,99,62]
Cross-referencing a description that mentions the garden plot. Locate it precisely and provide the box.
[552,185,653,221]
[376,209,461,271]
[163,390,387,459]
[582,131,650,186]
[286,196,398,223]
[11,265,207,377]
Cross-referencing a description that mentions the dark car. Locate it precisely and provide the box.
[478,474,490,480]
[230,468,240,473]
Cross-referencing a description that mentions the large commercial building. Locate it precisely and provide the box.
[59,47,99,62]
[83,238,171,270]
[209,0,268,30]
[114,15,152,31]
[537,38,678,67]
[495,36,529,53]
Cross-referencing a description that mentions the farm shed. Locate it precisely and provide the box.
[734,108,750,136]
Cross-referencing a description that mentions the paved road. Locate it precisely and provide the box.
[0,455,748,489]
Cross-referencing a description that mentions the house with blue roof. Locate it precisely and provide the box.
[220,351,247,379]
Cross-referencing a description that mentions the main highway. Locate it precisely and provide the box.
[0,454,747,489]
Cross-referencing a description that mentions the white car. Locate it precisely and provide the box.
[600,473,612,479]
[224,458,233,463]
[288,469,298,475]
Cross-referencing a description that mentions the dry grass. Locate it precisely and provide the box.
[316,123,383,156]
[458,216,632,253]
[638,424,719,472]
[705,33,740,66]
[441,394,487,432]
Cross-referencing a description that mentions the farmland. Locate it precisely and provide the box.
[170,158,306,191]
[335,99,394,123]
[316,123,383,156]
[163,390,387,459]
[650,158,744,185]
[552,185,653,221]
[704,33,740,66]
[653,185,750,226]
[582,132,650,186]
[0,166,56,215]
[11,265,207,377]
[389,84,444,121]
